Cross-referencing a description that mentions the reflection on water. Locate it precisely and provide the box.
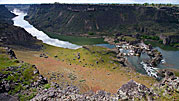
[95,44,115,49]
[156,47,179,69]
[12,9,81,49]
[97,43,179,75]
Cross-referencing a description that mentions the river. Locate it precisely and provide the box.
[12,9,179,77]
[96,43,179,76]
[12,9,81,49]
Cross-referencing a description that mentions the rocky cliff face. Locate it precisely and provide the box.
[160,33,179,46]
[0,5,16,24]
[0,5,40,49]
[26,4,179,36]
[0,24,40,49]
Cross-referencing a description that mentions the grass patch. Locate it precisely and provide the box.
[18,93,37,101]
[123,36,137,42]
[144,40,179,51]
[79,79,86,82]
[0,54,18,70]
[43,44,119,70]
[140,35,159,40]
[45,31,106,45]
[44,84,51,89]
[0,48,39,96]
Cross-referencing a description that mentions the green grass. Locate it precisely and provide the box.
[44,44,120,70]
[0,54,18,70]
[152,84,179,100]
[162,32,178,36]
[44,84,51,89]
[18,93,37,101]
[140,35,159,40]
[173,43,179,47]
[144,40,179,51]
[123,36,137,42]
[45,31,107,45]
[174,71,179,77]
[0,48,39,98]
[4,63,37,95]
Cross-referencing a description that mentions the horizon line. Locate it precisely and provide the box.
[1,2,179,5]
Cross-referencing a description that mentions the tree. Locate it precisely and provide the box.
[151,3,155,6]
[143,3,149,6]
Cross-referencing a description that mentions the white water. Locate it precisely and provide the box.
[140,61,158,78]
[12,9,81,49]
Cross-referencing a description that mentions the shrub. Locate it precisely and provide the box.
[143,3,149,6]
[44,84,51,89]
[88,32,94,35]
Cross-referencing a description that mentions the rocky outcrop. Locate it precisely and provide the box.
[147,49,163,67]
[117,80,152,100]
[113,57,127,66]
[31,83,118,101]
[151,70,179,100]
[6,47,17,59]
[0,65,48,94]
[31,73,178,101]
[160,33,179,46]
[0,24,41,49]
[0,93,18,101]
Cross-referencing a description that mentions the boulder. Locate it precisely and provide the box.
[0,93,18,101]
[117,80,152,100]
[6,48,17,59]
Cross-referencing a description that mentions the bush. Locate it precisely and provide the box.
[88,32,94,35]
[44,84,51,89]
[143,3,149,6]
[140,35,159,40]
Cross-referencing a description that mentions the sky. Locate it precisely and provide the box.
[0,0,179,4]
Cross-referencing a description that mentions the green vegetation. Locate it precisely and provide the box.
[144,41,179,51]
[43,44,121,70]
[79,79,86,82]
[143,3,149,6]
[44,84,51,89]
[173,43,179,48]
[140,35,159,40]
[174,72,179,77]
[141,34,179,48]
[88,32,95,35]
[18,92,37,101]
[3,63,37,95]
[0,48,39,100]
[142,3,173,7]
[45,32,106,45]
[123,36,137,42]
[0,54,17,70]
[152,85,179,100]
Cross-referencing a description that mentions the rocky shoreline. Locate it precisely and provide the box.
[104,36,164,78]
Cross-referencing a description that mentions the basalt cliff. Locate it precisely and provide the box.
[25,4,179,46]
[0,5,40,49]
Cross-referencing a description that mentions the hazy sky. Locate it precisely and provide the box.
[0,0,179,4]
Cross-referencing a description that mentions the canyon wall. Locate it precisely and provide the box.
[0,5,40,49]
[26,4,179,36]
